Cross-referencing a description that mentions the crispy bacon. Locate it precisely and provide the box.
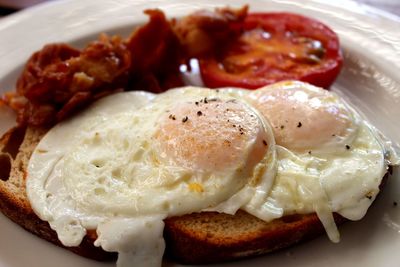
[128,10,181,74]
[8,35,132,125]
[69,34,131,87]
[171,5,248,57]
[126,9,184,93]
[2,6,247,126]
[16,44,80,104]
[1,91,26,110]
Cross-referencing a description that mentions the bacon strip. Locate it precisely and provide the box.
[172,5,248,57]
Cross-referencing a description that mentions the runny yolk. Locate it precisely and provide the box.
[248,83,354,152]
[154,98,269,172]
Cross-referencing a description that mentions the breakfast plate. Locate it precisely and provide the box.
[1,0,400,267]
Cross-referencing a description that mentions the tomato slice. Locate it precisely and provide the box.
[199,12,343,89]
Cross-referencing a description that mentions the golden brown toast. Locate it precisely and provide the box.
[164,211,346,264]
[0,124,352,264]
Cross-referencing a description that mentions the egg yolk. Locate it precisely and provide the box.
[154,98,269,172]
[248,82,354,152]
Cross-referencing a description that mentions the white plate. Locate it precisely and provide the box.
[1,0,400,266]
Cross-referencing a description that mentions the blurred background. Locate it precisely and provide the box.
[0,0,399,17]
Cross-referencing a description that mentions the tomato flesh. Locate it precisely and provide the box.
[199,13,343,89]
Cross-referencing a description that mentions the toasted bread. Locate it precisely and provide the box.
[0,124,375,264]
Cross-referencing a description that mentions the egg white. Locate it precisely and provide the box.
[220,81,395,242]
[27,87,277,267]
[26,83,397,267]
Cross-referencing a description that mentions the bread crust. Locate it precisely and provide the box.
[0,178,116,261]
[0,124,385,264]
[164,211,346,264]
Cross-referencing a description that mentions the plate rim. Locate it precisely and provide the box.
[0,1,400,267]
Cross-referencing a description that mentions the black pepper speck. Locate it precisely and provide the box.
[263,140,267,146]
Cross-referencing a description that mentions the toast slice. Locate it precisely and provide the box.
[0,124,357,264]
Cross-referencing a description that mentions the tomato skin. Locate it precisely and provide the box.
[199,12,343,89]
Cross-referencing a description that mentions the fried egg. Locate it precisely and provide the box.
[241,81,396,241]
[27,87,276,267]
[26,82,397,267]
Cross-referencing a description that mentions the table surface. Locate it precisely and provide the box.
[0,0,400,17]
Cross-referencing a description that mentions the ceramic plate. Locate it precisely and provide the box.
[1,0,400,266]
